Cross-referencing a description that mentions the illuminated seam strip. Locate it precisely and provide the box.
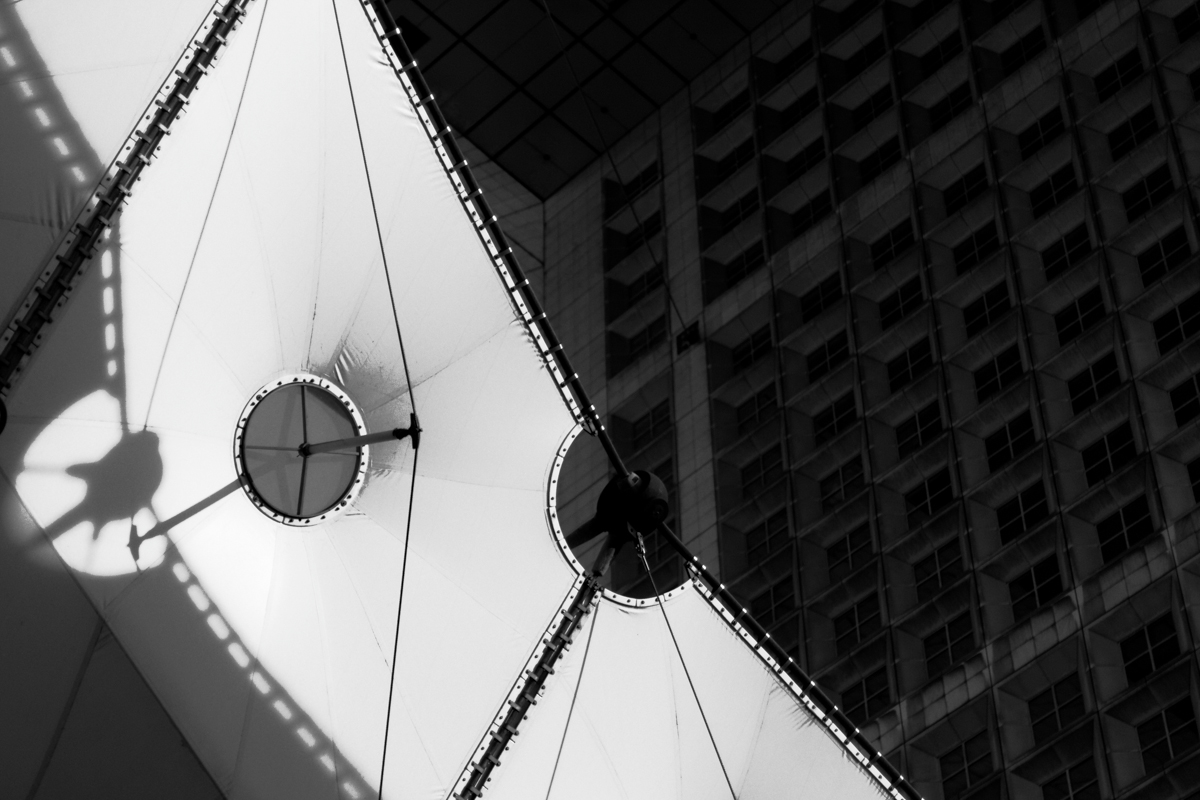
[167,557,371,799]
[451,575,600,800]
[0,0,252,399]
[351,4,925,799]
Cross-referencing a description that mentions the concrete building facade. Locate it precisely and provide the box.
[458,0,1200,798]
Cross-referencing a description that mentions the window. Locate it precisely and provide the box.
[906,468,954,527]
[1189,457,1200,503]
[1097,495,1154,564]
[1029,674,1085,745]
[914,540,963,601]
[999,26,1045,75]
[985,411,1036,472]
[1081,422,1136,485]
[1138,226,1190,285]
[785,138,826,184]
[718,245,765,293]
[1055,287,1106,345]
[807,331,850,380]
[1179,2,1200,43]
[750,577,795,627]
[604,163,660,217]
[1171,374,1200,427]
[944,165,989,212]
[695,139,754,197]
[928,83,974,133]
[604,210,662,268]
[622,316,667,370]
[940,731,993,800]
[701,190,760,247]
[828,524,873,582]
[1019,107,1065,161]
[888,338,934,392]
[954,222,1000,274]
[1123,164,1175,221]
[872,220,915,270]
[1109,105,1158,161]
[852,86,894,132]
[736,384,778,435]
[620,265,665,312]
[1122,613,1181,685]
[1095,49,1144,103]
[1153,290,1200,355]
[921,32,963,77]
[963,283,1011,338]
[1009,555,1062,622]
[896,401,942,457]
[630,400,671,452]
[834,594,881,654]
[1067,352,1121,415]
[1042,224,1092,280]
[742,445,784,499]
[879,277,923,329]
[1139,698,1200,774]
[1042,757,1099,800]
[820,457,865,511]
[925,612,974,678]
[840,35,887,87]
[813,392,858,444]
[974,345,1024,402]
[799,274,842,322]
[774,87,821,136]
[842,668,890,725]
[1030,165,1078,218]
[859,137,902,185]
[745,509,789,566]
[998,482,1050,544]
[731,325,773,373]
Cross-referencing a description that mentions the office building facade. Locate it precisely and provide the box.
[441,0,1200,798]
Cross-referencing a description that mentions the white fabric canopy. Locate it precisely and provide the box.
[0,1,902,799]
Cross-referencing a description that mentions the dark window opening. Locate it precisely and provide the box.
[1177,3,1200,43]
[879,277,924,330]
[851,85,894,133]
[941,730,993,800]
[1054,286,1106,345]
[807,331,850,381]
[1094,49,1144,103]
[1137,226,1190,285]
[604,162,661,218]
[954,222,1001,275]
[700,190,760,248]
[1067,352,1121,415]
[1029,165,1079,218]
[1121,613,1180,685]
[745,509,789,566]
[905,468,954,527]
[694,90,752,146]
[742,445,785,500]
[750,577,795,627]
[843,668,890,726]
[799,274,843,322]
[974,345,1024,402]
[1042,224,1092,280]
[872,220,915,270]
[736,384,778,436]
[1108,105,1159,161]
[888,338,934,392]
[1009,555,1063,623]
[925,611,974,678]
[731,325,773,373]
[921,33,964,78]
[1000,28,1046,77]
[998,482,1049,545]
[1097,494,1154,564]
[1138,698,1199,775]
[914,539,963,602]
[1081,422,1136,485]
[820,456,865,511]
[984,411,1036,472]
[630,400,671,452]
[1170,374,1200,427]
[814,392,858,444]
[1019,107,1066,161]
[1153,290,1200,355]
[858,137,902,186]
[928,82,974,133]
[695,140,755,198]
[828,523,873,582]
[944,165,990,211]
[963,282,1011,338]
[1042,757,1099,800]
[1030,674,1085,745]
[834,593,880,653]
[1123,164,1175,222]
[896,401,942,457]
